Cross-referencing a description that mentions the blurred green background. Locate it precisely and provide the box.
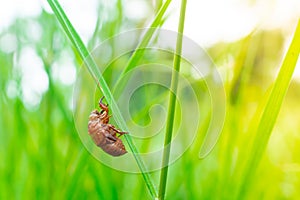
[0,0,300,199]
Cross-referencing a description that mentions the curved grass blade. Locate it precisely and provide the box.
[236,19,300,199]
[113,0,172,95]
[46,0,157,198]
[119,0,171,75]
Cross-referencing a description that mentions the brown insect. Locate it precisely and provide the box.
[88,97,127,156]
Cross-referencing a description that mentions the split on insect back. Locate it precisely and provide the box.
[88,96,128,156]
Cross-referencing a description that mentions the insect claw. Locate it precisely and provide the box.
[119,132,127,136]
[99,97,109,112]
[99,96,105,104]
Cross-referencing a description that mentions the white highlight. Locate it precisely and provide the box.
[164,0,300,46]
[18,47,49,109]
[51,51,77,86]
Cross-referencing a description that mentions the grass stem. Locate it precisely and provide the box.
[158,0,187,199]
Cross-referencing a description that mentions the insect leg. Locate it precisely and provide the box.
[107,124,127,136]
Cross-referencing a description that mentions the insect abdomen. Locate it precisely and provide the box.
[101,139,127,156]
[88,110,127,156]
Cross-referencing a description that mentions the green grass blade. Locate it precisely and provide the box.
[237,19,300,198]
[120,0,171,74]
[47,0,157,198]
[113,0,172,94]
[158,0,187,199]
